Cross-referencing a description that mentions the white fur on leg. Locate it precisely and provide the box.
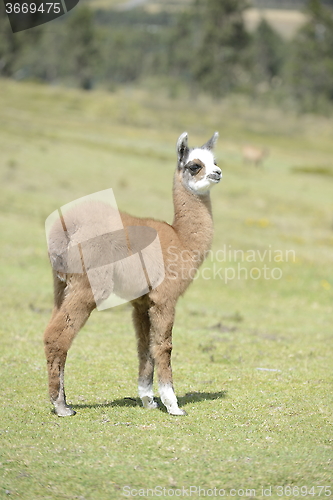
[159,383,186,416]
[52,367,76,417]
[138,382,158,410]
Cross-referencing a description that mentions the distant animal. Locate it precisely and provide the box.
[242,145,269,167]
[44,132,222,417]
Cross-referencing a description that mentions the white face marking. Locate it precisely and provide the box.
[186,148,222,195]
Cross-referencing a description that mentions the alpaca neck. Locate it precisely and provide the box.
[172,172,214,261]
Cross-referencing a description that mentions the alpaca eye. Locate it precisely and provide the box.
[188,162,202,174]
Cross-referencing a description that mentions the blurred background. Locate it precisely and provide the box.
[2,0,333,113]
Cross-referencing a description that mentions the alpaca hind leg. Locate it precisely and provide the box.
[133,305,158,409]
[44,288,94,416]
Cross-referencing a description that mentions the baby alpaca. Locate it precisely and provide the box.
[44,131,222,416]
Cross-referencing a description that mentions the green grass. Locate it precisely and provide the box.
[0,79,333,499]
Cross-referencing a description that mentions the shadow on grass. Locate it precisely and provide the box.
[72,391,227,413]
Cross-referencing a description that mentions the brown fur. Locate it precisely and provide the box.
[43,132,220,416]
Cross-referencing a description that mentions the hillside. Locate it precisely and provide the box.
[85,0,307,38]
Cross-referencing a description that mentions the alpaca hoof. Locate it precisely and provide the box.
[168,407,187,416]
[141,396,159,410]
[53,402,76,417]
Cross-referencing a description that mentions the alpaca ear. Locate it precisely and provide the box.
[202,132,219,151]
[177,132,189,168]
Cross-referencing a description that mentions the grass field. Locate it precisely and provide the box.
[0,79,332,500]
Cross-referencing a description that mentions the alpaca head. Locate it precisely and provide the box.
[176,132,222,196]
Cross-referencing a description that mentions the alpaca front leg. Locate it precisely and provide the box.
[138,351,158,410]
[133,306,158,410]
[158,382,186,416]
[138,375,158,410]
[149,305,186,416]
[154,344,186,416]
